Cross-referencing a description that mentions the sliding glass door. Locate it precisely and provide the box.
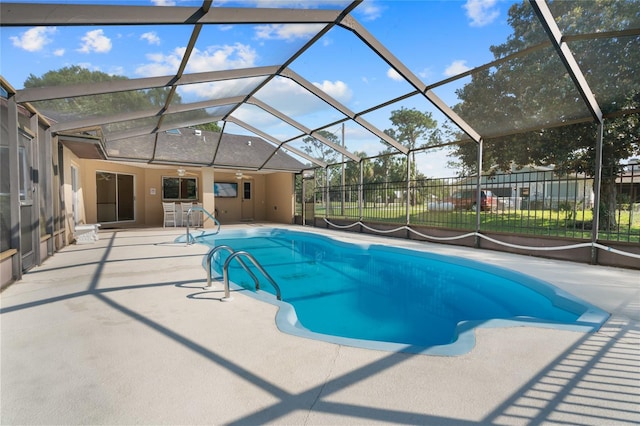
[96,172,134,223]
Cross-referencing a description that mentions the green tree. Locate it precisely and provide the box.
[23,66,223,134]
[302,130,341,193]
[449,0,640,230]
[301,130,340,164]
[195,122,222,133]
[25,66,177,113]
[387,107,439,179]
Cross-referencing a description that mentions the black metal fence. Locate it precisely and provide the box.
[297,166,640,243]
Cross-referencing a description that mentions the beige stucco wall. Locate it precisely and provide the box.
[62,148,82,244]
[71,160,296,228]
[79,160,148,225]
[265,173,295,223]
[211,171,294,224]
[210,171,266,223]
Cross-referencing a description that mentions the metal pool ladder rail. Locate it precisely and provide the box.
[186,206,220,245]
[206,245,282,301]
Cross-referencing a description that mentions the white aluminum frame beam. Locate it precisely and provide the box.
[15,67,278,103]
[226,117,327,169]
[0,3,344,26]
[339,15,483,144]
[529,0,603,123]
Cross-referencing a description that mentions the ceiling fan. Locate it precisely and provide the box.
[235,171,253,180]
[177,168,198,177]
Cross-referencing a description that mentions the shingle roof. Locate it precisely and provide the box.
[103,128,307,172]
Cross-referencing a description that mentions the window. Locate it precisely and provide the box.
[162,176,197,200]
[243,181,251,200]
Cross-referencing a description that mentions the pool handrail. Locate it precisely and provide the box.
[186,206,220,245]
[222,250,282,301]
[206,245,260,297]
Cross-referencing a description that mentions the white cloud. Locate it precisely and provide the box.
[10,27,56,52]
[444,60,471,77]
[151,0,176,5]
[386,68,403,81]
[313,80,352,102]
[136,49,184,77]
[464,0,500,27]
[53,48,65,57]
[232,77,352,125]
[141,32,161,45]
[188,43,257,72]
[254,24,324,41]
[78,29,112,53]
[418,68,434,80]
[359,1,383,21]
[109,66,126,76]
[135,42,257,79]
[76,62,101,73]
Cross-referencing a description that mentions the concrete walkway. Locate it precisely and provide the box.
[1,225,638,425]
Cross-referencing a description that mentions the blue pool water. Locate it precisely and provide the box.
[197,228,609,355]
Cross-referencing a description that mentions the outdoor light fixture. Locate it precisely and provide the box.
[177,168,186,177]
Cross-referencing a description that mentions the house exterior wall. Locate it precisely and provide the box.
[78,160,147,226]
[1,96,64,287]
[265,173,295,223]
[63,150,82,244]
[71,162,295,227]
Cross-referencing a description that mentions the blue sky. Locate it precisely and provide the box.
[1,0,518,176]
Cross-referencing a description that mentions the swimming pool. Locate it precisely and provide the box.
[197,228,609,356]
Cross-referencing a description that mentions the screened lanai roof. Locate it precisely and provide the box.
[1,0,639,174]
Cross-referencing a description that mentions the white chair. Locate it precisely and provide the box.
[180,202,193,227]
[162,202,176,227]
[192,202,202,227]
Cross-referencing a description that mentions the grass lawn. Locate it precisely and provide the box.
[308,202,640,243]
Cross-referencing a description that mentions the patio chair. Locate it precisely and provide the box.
[180,202,193,226]
[191,202,202,227]
[162,202,177,227]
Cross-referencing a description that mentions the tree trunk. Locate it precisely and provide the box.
[598,176,617,231]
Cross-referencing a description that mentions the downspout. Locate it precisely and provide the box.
[590,121,604,264]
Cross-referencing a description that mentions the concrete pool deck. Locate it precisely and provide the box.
[1,224,639,425]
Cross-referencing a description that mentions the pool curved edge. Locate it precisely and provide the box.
[197,228,611,357]
[224,279,609,357]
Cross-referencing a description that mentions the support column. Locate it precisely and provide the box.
[475,139,483,248]
[8,96,22,281]
[358,160,363,221]
[30,113,41,266]
[201,168,215,228]
[324,166,329,220]
[590,121,604,264]
[406,152,411,225]
[44,129,54,256]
